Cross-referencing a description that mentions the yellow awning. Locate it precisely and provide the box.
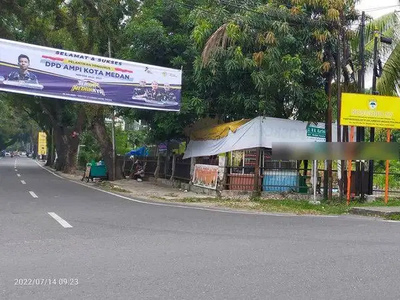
[190,119,250,141]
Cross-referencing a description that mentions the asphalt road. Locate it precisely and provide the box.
[1,157,400,300]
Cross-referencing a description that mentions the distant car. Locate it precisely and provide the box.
[5,152,11,157]
[21,151,27,156]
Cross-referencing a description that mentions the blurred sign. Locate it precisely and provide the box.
[272,142,398,160]
[193,164,218,190]
[38,131,47,155]
[158,143,167,152]
[341,93,400,128]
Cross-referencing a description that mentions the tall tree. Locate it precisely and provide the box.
[61,0,140,179]
[119,0,206,143]
[191,0,354,122]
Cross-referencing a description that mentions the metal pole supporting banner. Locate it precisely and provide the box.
[336,29,343,198]
[358,11,366,199]
[108,37,116,181]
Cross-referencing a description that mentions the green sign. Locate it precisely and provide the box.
[307,126,325,138]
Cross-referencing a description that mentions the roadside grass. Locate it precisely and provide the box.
[84,175,400,216]
[173,197,400,215]
[385,214,400,221]
[46,164,400,216]
[174,197,348,215]
[355,199,400,207]
[95,181,130,193]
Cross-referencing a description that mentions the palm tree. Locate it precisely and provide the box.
[350,10,400,95]
[356,9,400,96]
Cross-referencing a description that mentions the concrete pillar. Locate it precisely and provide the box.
[190,157,196,181]
[170,154,176,180]
[217,153,227,192]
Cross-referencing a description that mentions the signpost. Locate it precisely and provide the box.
[307,126,326,139]
[307,125,325,202]
[341,93,399,204]
[38,131,47,159]
[341,93,400,129]
[346,127,354,205]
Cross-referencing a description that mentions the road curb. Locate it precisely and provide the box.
[349,207,400,218]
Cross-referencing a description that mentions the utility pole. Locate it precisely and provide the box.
[358,11,366,200]
[327,75,333,201]
[337,28,342,198]
[108,37,116,181]
[368,28,379,195]
[367,29,393,195]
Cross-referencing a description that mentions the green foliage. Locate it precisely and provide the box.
[191,1,327,120]
[6,0,400,160]
[77,131,102,168]
[119,0,207,143]
[0,94,40,150]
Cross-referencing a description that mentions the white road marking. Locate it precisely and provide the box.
[17,174,21,177]
[21,180,26,185]
[34,160,63,179]
[29,191,38,198]
[15,169,17,172]
[48,212,73,228]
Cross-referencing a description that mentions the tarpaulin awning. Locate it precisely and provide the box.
[126,147,148,157]
[190,119,251,141]
[183,116,338,159]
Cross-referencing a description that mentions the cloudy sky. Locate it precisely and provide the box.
[356,0,399,18]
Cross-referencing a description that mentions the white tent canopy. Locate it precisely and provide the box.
[183,116,338,159]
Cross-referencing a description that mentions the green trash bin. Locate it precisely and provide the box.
[298,175,308,194]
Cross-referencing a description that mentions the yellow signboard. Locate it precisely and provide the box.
[38,132,47,155]
[341,93,400,129]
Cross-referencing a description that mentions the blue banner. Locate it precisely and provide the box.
[0,39,182,111]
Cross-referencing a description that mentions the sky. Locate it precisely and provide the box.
[355,0,400,88]
[356,0,400,19]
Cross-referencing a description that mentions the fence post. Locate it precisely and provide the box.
[170,154,176,181]
[217,153,227,193]
[163,153,168,179]
[154,151,161,180]
[190,157,196,182]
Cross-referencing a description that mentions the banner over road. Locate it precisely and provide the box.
[0,38,182,111]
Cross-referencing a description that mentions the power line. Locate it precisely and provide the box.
[175,0,331,29]
[363,4,400,12]
[217,0,331,28]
